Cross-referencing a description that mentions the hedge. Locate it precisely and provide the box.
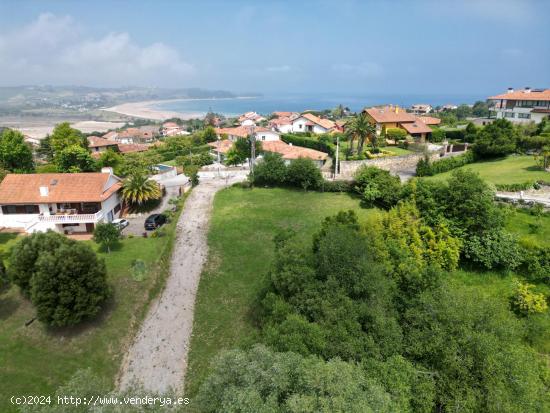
[416,150,475,176]
[444,129,466,141]
[280,134,336,157]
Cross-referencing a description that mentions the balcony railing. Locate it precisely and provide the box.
[38,210,103,223]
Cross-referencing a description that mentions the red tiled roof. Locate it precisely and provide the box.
[400,120,432,134]
[273,111,297,118]
[261,140,328,161]
[364,106,417,123]
[207,140,234,154]
[88,136,119,148]
[117,143,150,153]
[300,113,336,130]
[418,116,441,125]
[215,126,275,138]
[162,122,180,128]
[0,173,121,204]
[488,89,550,101]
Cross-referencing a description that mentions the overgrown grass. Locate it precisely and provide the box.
[0,192,189,413]
[185,187,378,397]
[423,155,550,185]
[505,207,550,248]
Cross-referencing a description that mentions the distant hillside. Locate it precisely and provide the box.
[0,86,240,112]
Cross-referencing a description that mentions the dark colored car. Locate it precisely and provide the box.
[144,214,166,230]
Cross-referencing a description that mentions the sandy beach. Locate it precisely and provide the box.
[103,100,205,121]
[1,120,126,140]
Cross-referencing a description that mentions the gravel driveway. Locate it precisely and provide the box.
[117,175,243,393]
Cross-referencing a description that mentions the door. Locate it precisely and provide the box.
[85,223,95,233]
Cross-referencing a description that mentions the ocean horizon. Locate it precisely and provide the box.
[153,92,488,117]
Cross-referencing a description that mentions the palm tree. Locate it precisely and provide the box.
[347,113,376,155]
[121,170,162,205]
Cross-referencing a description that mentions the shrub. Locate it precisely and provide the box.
[511,282,548,316]
[416,151,475,177]
[286,158,323,190]
[462,229,522,270]
[430,128,446,143]
[520,242,550,284]
[281,134,335,156]
[320,179,354,192]
[494,181,536,192]
[444,129,466,142]
[252,152,287,186]
[473,118,519,158]
[385,127,407,140]
[9,231,110,327]
[354,166,401,209]
[93,222,120,253]
[0,260,8,291]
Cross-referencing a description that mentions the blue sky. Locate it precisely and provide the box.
[0,0,548,96]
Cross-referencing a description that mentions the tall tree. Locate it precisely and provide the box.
[0,129,34,172]
[55,145,96,172]
[346,113,376,154]
[50,122,87,155]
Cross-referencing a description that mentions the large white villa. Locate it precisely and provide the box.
[0,168,122,234]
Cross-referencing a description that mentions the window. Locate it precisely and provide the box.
[1,205,39,214]
[299,124,303,129]
[518,113,531,119]
[261,135,266,141]
[504,112,515,118]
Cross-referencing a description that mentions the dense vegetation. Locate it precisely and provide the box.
[192,175,550,412]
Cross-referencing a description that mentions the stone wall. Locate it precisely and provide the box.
[338,151,442,177]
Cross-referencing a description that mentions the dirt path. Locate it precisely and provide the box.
[118,176,242,393]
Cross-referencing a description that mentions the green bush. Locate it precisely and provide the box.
[252,153,287,186]
[494,181,536,191]
[462,229,522,271]
[354,166,401,209]
[511,282,548,316]
[416,151,475,177]
[286,158,323,190]
[430,128,446,143]
[9,231,110,327]
[473,119,520,159]
[385,127,407,140]
[520,243,550,284]
[320,179,354,192]
[444,129,466,141]
[280,133,335,156]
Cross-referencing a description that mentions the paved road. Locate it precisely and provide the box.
[118,175,242,393]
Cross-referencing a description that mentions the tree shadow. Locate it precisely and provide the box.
[524,165,544,172]
[126,197,162,214]
[43,293,116,339]
[97,240,123,254]
[0,294,21,320]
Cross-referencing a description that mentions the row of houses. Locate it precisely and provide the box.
[87,136,150,158]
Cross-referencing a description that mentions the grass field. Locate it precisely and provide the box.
[185,187,378,396]
[0,196,187,412]
[424,155,550,185]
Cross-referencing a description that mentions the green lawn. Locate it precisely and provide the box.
[0,197,186,412]
[506,207,550,248]
[185,187,378,397]
[424,155,550,185]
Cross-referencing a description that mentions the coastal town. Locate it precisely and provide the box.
[1,1,550,412]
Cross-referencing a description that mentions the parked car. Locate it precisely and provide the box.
[112,218,129,230]
[144,214,166,230]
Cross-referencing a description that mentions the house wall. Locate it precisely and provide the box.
[494,107,547,124]
[291,117,328,134]
[101,193,121,223]
[256,131,280,141]
[277,124,293,133]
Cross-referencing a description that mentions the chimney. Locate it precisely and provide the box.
[101,167,113,175]
[39,186,49,197]
[525,86,531,93]
[507,87,514,94]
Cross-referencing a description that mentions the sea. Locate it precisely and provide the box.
[153,92,487,117]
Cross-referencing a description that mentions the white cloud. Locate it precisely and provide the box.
[0,13,194,86]
[266,65,292,73]
[331,62,383,77]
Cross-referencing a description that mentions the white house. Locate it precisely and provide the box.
[0,169,122,234]
[488,87,550,124]
[238,111,265,126]
[291,113,336,134]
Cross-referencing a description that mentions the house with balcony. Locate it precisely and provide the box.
[488,87,550,124]
[0,169,122,234]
